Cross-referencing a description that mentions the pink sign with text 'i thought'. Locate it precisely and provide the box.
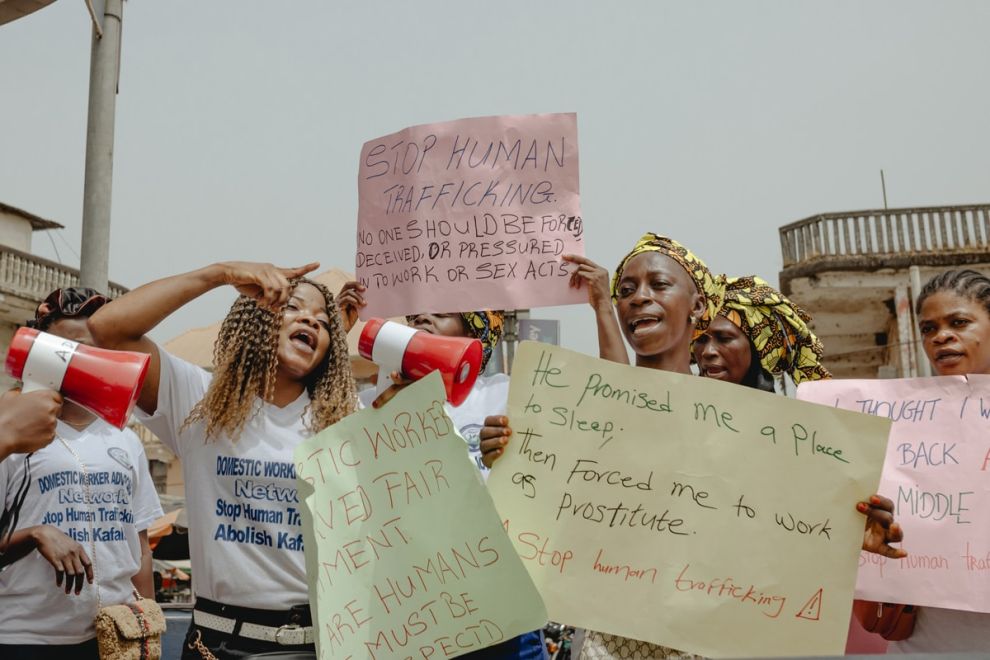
[799,375,990,613]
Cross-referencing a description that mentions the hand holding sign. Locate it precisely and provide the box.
[858,494,907,559]
[335,280,366,333]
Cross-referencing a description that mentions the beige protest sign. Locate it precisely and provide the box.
[296,373,547,660]
[487,343,891,658]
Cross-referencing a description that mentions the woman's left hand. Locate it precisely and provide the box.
[858,494,907,558]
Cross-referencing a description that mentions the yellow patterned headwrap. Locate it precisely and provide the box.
[719,276,831,384]
[461,311,504,371]
[610,233,725,340]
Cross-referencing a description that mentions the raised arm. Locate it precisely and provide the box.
[563,254,629,364]
[88,261,318,415]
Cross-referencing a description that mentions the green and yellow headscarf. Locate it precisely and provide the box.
[461,311,504,371]
[610,233,725,340]
[719,276,831,384]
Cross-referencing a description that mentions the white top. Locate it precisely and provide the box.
[887,607,990,652]
[136,349,314,609]
[0,419,162,644]
[360,373,510,474]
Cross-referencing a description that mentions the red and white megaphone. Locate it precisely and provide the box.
[5,327,150,430]
[358,318,482,406]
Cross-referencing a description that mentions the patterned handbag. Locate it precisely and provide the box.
[94,593,167,659]
[580,631,702,660]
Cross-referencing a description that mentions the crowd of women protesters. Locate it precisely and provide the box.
[0,231,988,659]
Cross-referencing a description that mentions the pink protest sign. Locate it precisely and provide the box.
[798,375,990,612]
[356,113,585,319]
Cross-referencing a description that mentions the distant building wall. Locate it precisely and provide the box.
[779,204,990,379]
[0,214,32,253]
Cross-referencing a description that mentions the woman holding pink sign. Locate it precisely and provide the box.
[876,269,990,653]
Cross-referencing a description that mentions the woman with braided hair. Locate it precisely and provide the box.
[692,275,832,392]
[88,261,357,659]
[879,268,990,654]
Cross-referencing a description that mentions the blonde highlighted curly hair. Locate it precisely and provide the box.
[184,278,357,439]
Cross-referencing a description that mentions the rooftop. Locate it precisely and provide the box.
[778,203,990,379]
[0,201,64,232]
[779,203,990,293]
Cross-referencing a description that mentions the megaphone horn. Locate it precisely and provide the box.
[5,327,151,430]
[358,318,482,406]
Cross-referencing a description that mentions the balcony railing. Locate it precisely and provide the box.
[0,245,127,301]
[780,204,990,268]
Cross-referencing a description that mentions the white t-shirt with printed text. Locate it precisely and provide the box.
[136,349,315,610]
[0,420,162,644]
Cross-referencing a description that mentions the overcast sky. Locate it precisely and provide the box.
[2,1,989,355]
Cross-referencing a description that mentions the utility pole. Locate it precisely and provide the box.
[880,169,888,210]
[79,0,123,291]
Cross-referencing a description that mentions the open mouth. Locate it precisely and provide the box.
[628,316,661,336]
[289,328,317,352]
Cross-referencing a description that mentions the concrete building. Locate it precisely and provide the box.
[778,203,990,379]
[0,201,127,390]
[0,202,176,485]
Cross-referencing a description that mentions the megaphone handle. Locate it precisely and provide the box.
[375,366,392,397]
